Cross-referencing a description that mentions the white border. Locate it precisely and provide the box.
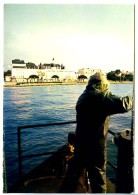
[0,2,3,194]
[1,0,137,194]
[134,2,138,194]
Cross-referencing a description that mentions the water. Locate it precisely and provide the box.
[3,84,133,189]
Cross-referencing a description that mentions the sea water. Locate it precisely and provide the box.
[3,84,133,189]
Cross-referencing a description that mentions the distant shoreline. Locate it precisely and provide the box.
[4,81,133,88]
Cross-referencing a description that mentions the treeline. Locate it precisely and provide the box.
[78,69,133,82]
[107,69,133,81]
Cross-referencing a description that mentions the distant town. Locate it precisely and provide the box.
[4,59,134,84]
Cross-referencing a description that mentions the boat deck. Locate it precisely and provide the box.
[13,175,115,193]
[9,143,116,193]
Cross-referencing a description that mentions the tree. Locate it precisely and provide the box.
[51,75,59,81]
[78,75,87,82]
[107,71,133,81]
[51,75,59,79]
[29,75,39,78]
[4,70,11,79]
[29,75,39,83]
[125,74,133,81]
[107,71,119,81]
[115,69,121,75]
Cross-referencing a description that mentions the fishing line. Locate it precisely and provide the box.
[122,89,133,97]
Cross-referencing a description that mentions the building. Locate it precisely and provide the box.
[78,68,106,79]
[5,74,12,82]
[11,59,77,83]
[11,59,109,83]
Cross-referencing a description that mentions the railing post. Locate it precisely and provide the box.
[115,129,133,193]
[3,153,7,193]
[18,127,22,181]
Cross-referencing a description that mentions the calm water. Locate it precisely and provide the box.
[3,84,133,189]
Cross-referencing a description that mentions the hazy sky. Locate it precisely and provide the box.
[4,4,134,72]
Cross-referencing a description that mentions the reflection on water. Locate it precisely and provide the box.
[12,100,31,104]
[42,104,75,110]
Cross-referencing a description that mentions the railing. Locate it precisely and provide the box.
[18,121,76,180]
[17,121,116,179]
[17,120,133,193]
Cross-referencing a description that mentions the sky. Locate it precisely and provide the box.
[4,4,134,72]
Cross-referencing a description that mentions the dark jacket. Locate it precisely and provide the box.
[75,86,132,151]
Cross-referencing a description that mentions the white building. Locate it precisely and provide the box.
[78,68,107,79]
[11,59,78,82]
[5,74,12,82]
[12,59,27,80]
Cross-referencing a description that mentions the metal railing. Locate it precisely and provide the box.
[17,120,116,181]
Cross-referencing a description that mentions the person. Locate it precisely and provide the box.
[59,72,132,193]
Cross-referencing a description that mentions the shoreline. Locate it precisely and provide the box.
[4,81,133,87]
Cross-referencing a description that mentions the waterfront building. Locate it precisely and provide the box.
[5,74,12,82]
[78,68,106,79]
[11,59,77,83]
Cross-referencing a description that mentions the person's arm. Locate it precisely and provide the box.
[103,92,133,116]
